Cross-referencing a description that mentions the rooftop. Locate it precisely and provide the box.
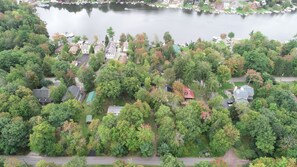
[107,106,124,116]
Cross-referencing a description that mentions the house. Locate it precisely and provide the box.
[86,115,92,124]
[183,86,195,100]
[94,42,105,54]
[105,41,117,60]
[33,87,52,105]
[76,54,89,67]
[173,44,181,54]
[69,45,79,55]
[86,91,96,104]
[107,106,124,116]
[233,85,254,103]
[122,41,129,52]
[224,2,230,9]
[62,85,84,102]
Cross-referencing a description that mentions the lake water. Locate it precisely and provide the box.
[36,3,297,43]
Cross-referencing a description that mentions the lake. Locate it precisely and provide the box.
[36,3,297,43]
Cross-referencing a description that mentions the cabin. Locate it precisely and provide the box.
[183,86,195,100]
[107,106,124,116]
[33,87,52,105]
[86,115,92,124]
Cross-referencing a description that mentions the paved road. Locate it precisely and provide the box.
[9,156,215,166]
[229,76,297,83]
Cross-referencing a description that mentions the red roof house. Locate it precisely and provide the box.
[183,86,195,99]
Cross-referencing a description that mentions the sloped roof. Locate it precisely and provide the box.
[86,91,96,104]
[107,106,124,116]
[233,85,254,102]
[33,87,51,103]
[86,115,92,123]
[183,86,195,99]
[62,85,80,102]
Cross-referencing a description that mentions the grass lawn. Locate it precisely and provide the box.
[234,82,245,87]
[88,165,160,167]
[218,82,234,98]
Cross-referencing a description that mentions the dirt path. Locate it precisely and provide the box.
[222,149,250,167]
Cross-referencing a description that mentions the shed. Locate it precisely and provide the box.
[183,86,195,99]
[86,91,96,104]
[107,106,124,116]
[86,115,92,124]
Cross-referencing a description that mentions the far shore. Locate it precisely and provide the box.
[36,1,297,17]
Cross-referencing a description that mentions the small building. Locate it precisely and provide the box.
[33,87,52,105]
[173,44,181,54]
[107,106,124,116]
[62,85,84,102]
[69,45,79,55]
[86,91,96,104]
[94,42,105,54]
[105,41,117,60]
[86,115,92,124]
[183,86,195,100]
[233,85,254,103]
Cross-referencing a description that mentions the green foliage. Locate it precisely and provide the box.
[89,51,105,71]
[78,67,95,92]
[0,117,29,155]
[63,156,87,167]
[41,100,82,127]
[107,27,115,39]
[161,154,185,167]
[36,160,58,167]
[50,81,67,103]
[29,122,58,156]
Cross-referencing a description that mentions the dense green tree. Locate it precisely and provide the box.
[0,117,29,155]
[50,81,67,103]
[63,156,87,167]
[89,51,105,71]
[210,124,240,156]
[78,67,95,92]
[29,122,58,156]
[217,65,231,84]
[161,154,185,167]
[107,27,115,39]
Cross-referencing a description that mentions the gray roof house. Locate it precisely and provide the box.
[62,85,84,102]
[105,41,117,60]
[107,106,124,116]
[233,85,254,103]
[33,87,52,105]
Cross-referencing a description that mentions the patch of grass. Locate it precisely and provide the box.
[234,82,245,87]
[218,82,234,98]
